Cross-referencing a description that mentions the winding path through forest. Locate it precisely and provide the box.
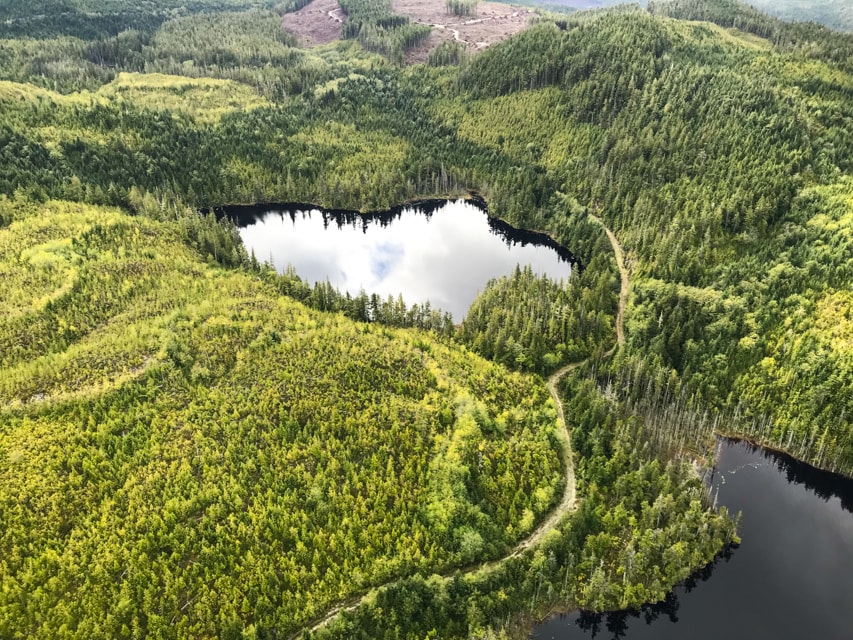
[289,212,629,638]
[509,213,628,555]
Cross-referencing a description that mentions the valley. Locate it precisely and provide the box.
[0,0,850,638]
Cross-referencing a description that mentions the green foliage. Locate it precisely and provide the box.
[0,199,562,638]
[150,10,297,65]
[339,0,431,63]
[561,376,739,609]
[0,0,849,473]
[0,36,116,93]
[459,260,616,374]
[446,0,478,18]
[448,6,853,473]
[427,40,469,67]
[266,273,458,335]
[650,0,853,72]
[276,0,313,14]
[0,0,851,634]
[96,73,271,123]
[0,1,849,477]
[0,9,367,98]
[0,1,280,40]
[745,0,853,32]
[311,375,737,639]
[134,10,312,99]
[458,22,570,97]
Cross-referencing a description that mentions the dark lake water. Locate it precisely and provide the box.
[532,439,853,640]
[227,199,573,321]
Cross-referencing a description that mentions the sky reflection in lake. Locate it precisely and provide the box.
[238,200,572,321]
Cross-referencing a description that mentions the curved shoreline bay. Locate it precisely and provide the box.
[532,438,853,639]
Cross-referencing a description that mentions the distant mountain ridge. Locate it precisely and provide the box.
[521,0,853,31]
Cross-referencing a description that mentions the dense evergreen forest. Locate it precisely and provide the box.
[0,0,850,637]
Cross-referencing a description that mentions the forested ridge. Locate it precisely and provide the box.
[0,0,851,637]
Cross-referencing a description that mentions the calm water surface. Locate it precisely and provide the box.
[229,199,573,320]
[533,439,853,640]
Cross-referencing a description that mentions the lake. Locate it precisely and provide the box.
[226,199,574,321]
[532,438,853,640]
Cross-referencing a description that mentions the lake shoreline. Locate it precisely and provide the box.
[717,431,853,481]
[231,197,575,321]
[532,438,853,639]
[205,191,583,269]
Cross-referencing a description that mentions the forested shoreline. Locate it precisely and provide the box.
[0,0,851,637]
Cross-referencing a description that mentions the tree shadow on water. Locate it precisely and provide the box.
[572,544,737,639]
[575,591,679,639]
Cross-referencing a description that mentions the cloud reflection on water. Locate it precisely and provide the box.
[239,200,572,320]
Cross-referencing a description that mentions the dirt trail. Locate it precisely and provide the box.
[589,213,628,350]
[282,0,344,48]
[281,0,535,61]
[289,357,580,639]
[433,23,463,43]
[290,213,629,638]
[510,360,581,554]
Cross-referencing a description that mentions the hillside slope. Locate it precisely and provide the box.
[0,200,564,638]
